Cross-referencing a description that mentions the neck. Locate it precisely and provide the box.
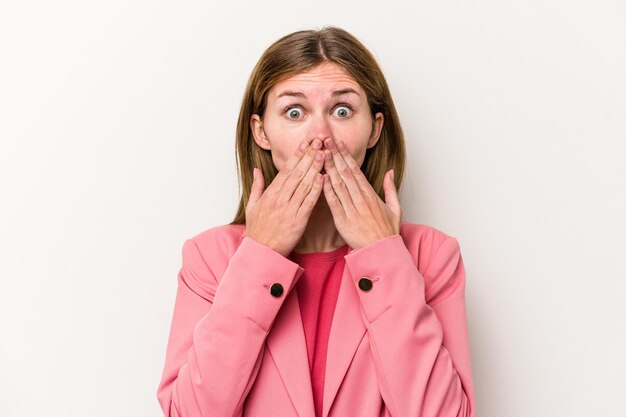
[292,194,346,253]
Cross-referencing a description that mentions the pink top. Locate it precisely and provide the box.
[289,244,350,417]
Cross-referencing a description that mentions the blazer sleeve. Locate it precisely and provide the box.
[343,234,475,417]
[156,235,305,417]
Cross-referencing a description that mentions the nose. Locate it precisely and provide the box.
[307,114,333,146]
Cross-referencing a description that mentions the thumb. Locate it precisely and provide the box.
[383,169,400,211]
[248,168,265,204]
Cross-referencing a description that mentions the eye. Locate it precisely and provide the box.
[333,105,353,118]
[284,106,303,120]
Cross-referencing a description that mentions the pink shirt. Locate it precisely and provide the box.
[289,244,350,417]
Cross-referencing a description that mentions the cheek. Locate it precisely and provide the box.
[264,131,300,171]
[264,123,309,170]
[334,125,371,166]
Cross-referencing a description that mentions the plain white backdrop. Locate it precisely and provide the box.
[1,0,625,415]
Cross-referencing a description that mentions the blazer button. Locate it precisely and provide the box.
[358,277,373,292]
[269,283,284,297]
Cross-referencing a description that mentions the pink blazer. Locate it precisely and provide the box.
[156,221,475,417]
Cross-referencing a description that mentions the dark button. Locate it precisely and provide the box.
[358,277,373,292]
[269,283,284,297]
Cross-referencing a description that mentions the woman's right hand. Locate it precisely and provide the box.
[244,138,326,257]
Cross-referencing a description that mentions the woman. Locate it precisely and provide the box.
[156,27,475,417]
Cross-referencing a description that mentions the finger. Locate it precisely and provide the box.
[296,172,325,220]
[248,167,265,205]
[276,139,323,205]
[322,148,355,213]
[269,139,312,193]
[383,169,401,211]
[324,138,368,209]
[322,173,346,219]
[289,144,325,212]
[330,138,373,196]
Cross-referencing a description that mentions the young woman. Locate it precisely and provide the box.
[156,27,475,417]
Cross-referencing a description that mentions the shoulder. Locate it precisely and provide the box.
[398,220,462,277]
[184,223,247,269]
[187,223,246,253]
[176,223,246,299]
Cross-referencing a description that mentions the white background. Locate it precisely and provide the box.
[1,0,625,416]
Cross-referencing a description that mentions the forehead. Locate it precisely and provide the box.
[269,62,363,98]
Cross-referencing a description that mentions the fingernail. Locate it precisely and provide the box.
[391,169,394,180]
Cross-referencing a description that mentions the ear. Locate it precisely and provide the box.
[367,112,385,149]
[250,114,272,151]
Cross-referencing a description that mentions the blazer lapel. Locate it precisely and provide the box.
[265,285,316,417]
[322,262,367,417]
[264,258,367,417]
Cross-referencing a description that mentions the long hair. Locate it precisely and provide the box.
[230,26,406,224]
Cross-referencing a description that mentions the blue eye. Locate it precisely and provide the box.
[333,105,353,118]
[285,107,303,119]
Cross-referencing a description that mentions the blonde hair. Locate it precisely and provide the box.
[230,26,406,225]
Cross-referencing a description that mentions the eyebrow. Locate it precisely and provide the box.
[276,88,361,99]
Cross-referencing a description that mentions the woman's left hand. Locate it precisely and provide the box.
[322,137,402,250]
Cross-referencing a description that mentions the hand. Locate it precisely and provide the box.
[245,138,326,257]
[322,137,402,250]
